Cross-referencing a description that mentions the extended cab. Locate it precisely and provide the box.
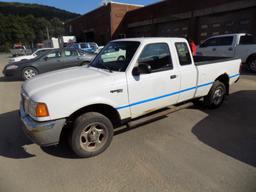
[20,38,241,157]
[197,33,256,72]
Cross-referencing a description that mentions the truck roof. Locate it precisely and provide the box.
[207,33,252,38]
[112,37,187,43]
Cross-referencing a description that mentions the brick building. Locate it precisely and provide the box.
[66,0,256,45]
[66,2,142,45]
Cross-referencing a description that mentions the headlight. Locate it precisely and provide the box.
[28,100,49,117]
[6,65,18,70]
[9,59,15,63]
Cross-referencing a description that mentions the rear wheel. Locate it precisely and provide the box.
[117,56,125,61]
[22,67,38,80]
[70,112,113,158]
[247,56,256,73]
[204,81,226,109]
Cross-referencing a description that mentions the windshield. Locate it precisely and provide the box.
[80,43,90,49]
[34,49,50,57]
[90,41,140,72]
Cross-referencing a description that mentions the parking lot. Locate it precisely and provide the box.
[0,53,255,192]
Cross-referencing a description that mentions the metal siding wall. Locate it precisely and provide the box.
[197,8,256,43]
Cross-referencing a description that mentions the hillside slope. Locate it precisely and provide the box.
[0,2,80,21]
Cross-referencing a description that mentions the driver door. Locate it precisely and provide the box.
[39,50,62,73]
[127,43,180,118]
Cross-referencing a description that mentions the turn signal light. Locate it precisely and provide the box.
[36,103,49,117]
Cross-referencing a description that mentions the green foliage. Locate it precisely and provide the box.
[0,2,79,21]
[0,2,79,52]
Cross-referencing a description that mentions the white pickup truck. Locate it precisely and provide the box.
[20,38,241,157]
[196,33,256,72]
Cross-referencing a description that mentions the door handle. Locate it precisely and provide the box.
[170,75,177,79]
[212,48,216,51]
[228,47,233,51]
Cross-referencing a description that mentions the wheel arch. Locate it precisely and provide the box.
[21,65,39,79]
[215,73,230,95]
[246,53,256,64]
[66,103,122,128]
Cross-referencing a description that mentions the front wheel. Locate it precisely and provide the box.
[204,81,226,109]
[22,67,38,80]
[70,112,113,158]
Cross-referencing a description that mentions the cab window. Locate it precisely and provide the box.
[138,43,173,72]
[45,50,61,59]
[218,36,233,46]
[175,42,192,65]
[200,38,218,47]
[64,50,78,57]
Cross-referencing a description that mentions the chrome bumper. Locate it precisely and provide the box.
[20,105,66,146]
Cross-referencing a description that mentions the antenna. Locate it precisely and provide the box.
[101,0,111,6]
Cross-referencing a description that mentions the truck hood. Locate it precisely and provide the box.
[22,66,118,99]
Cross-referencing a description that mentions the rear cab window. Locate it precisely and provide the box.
[175,42,192,66]
[239,35,255,45]
[201,36,233,47]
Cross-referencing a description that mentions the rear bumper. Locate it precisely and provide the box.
[20,105,66,146]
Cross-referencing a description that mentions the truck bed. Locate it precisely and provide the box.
[194,56,237,66]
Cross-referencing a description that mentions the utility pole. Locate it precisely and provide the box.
[46,26,50,40]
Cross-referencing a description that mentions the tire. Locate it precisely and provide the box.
[192,98,203,106]
[22,67,38,80]
[70,112,113,158]
[80,61,90,66]
[117,56,125,61]
[203,81,226,109]
[247,56,256,73]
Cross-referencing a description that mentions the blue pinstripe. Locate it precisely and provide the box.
[116,74,240,110]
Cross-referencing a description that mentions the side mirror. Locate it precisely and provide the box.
[132,63,151,76]
[44,57,48,61]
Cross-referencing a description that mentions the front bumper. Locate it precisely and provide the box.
[20,105,66,146]
[2,67,19,78]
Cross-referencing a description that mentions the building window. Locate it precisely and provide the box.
[201,25,208,29]
[201,32,207,37]
[213,23,221,28]
[182,27,188,31]
[212,32,220,36]
[226,22,234,27]
[240,20,250,25]
[118,34,126,39]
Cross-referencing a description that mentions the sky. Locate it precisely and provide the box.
[0,0,159,14]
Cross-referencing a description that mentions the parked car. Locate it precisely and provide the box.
[9,48,55,63]
[101,46,126,62]
[19,38,240,158]
[3,48,95,80]
[69,42,101,53]
[10,45,32,57]
[197,33,256,72]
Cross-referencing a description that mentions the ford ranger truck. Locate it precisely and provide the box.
[20,38,241,158]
